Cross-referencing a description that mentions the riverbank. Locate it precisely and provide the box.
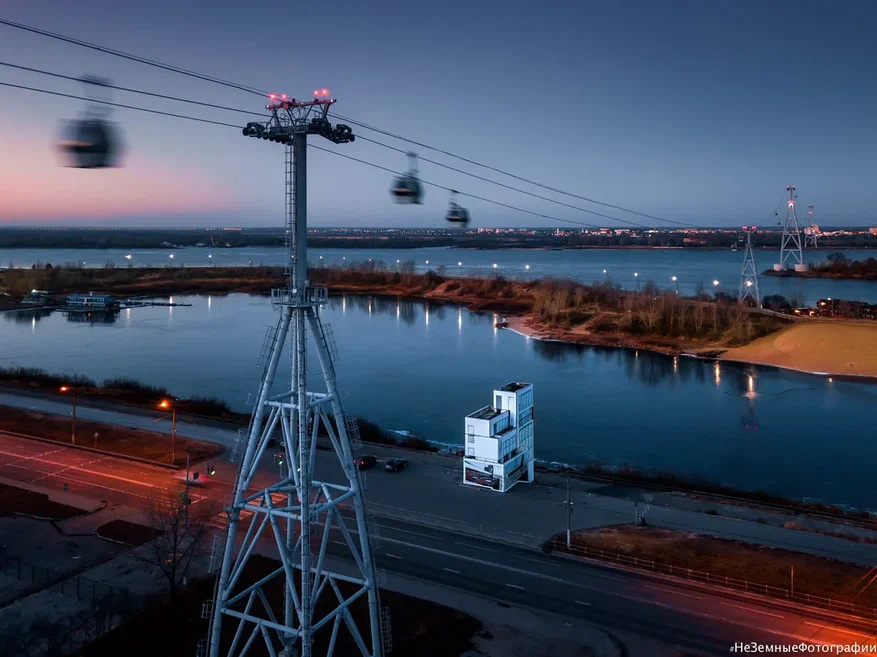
[719,321,877,378]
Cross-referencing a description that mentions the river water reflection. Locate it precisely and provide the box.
[2,293,875,507]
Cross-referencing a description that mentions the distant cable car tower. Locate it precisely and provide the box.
[773,185,808,272]
[739,226,760,306]
[209,90,385,657]
[804,204,818,248]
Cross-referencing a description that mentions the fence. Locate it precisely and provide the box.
[555,540,877,621]
[0,549,149,611]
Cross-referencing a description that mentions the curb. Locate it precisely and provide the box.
[0,429,180,470]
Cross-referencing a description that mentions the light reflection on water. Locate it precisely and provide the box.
[2,293,876,507]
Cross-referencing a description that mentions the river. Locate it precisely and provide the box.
[2,245,876,303]
[2,293,875,508]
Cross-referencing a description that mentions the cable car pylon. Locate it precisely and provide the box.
[209,90,384,657]
[773,185,808,272]
[739,226,760,306]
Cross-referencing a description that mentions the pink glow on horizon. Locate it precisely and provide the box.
[0,134,236,223]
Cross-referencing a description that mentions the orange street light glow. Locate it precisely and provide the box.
[59,386,69,392]
[159,399,170,409]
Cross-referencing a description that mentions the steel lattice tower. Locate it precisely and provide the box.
[775,184,807,271]
[804,204,818,248]
[739,226,760,305]
[208,92,385,657]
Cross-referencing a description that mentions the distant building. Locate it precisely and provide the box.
[870,227,877,237]
[463,382,535,493]
[65,292,118,310]
[20,290,52,305]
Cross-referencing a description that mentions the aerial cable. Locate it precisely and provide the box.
[2,16,697,228]
[0,81,243,129]
[0,17,268,97]
[0,78,668,230]
[354,133,648,228]
[330,112,691,228]
[0,61,268,118]
[310,144,605,229]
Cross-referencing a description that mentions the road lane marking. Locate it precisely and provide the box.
[443,568,460,574]
[506,583,525,590]
[0,448,157,488]
[455,541,497,553]
[574,600,591,606]
[719,601,784,619]
[804,622,877,640]
[377,534,835,644]
[513,555,558,568]
[644,584,704,600]
[385,554,403,560]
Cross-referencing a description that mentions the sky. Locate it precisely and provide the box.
[0,0,875,228]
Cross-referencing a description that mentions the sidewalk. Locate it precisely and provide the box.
[3,390,877,567]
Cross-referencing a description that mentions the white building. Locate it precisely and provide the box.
[463,382,534,492]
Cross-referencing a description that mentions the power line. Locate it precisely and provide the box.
[2,16,694,228]
[0,61,268,118]
[0,81,243,129]
[0,17,268,97]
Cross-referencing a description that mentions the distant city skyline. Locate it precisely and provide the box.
[1,0,875,228]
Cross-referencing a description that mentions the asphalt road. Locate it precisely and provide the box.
[2,432,876,656]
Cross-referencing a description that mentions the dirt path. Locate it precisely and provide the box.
[720,321,877,378]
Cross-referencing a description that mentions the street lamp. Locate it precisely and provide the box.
[671,275,678,295]
[159,399,177,465]
[634,271,640,292]
[208,254,213,266]
[713,280,720,287]
[458,261,463,276]
[59,386,76,444]
[492,263,498,279]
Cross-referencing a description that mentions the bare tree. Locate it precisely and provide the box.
[693,302,706,335]
[144,485,218,607]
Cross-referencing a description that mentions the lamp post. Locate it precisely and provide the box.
[671,275,678,295]
[562,475,574,549]
[603,268,609,283]
[125,254,132,269]
[634,271,640,292]
[59,386,76,444]
[458,261,463,276]
[713,280,720,288]
[159,399,177,465]
[208,254,213,266]
[493,263,498,278]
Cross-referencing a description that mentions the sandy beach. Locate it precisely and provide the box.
[719,321,877,378]
[506,315,877,379]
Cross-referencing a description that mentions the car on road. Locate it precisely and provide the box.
[384,458,408,473]
[357,454,377,470]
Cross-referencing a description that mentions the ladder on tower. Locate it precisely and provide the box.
[207,532,224,573]
[345,415,362,453]
[381,606,394,654]
[255,324,279,370]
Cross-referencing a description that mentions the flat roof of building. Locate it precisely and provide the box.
[498,381,531,393]
[467,405,505,421]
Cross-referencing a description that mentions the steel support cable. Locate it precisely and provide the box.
[1,16,695,228]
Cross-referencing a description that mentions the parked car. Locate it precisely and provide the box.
[384,458,408,473]
[357,454,377,470]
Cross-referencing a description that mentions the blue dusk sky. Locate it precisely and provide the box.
[0,0,875,228]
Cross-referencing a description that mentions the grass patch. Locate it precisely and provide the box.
[0,482,83,520]
[554,525,877,608]
[0,366,245,422]
[97,520,158,547]
[0,405,223,467]
[80,554,481,657]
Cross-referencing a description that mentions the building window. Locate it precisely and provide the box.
[467,424,474,436]
[467,436,474,443]
[495,395,502,410]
